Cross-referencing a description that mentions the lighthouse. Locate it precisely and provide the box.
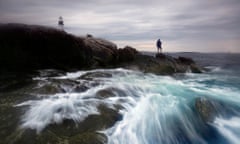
[58,16,64,30]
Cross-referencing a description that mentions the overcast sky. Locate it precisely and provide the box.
[1,0,240,52]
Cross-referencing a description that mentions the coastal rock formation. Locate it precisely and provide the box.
[83,37,118,67]
[121,53,202,75]
[195,97,219,123]
[195,97,240,123]
[0,70,125,144]
[118,46,138,62]
[0,23,202,74]
[0,23,88,71]
[177,56,195,65]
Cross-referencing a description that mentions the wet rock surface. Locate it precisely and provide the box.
[195,97,240,123]
[121,54,202,75]
[118,46,138,63]
[0,70,127,144]
[195,97,219,122]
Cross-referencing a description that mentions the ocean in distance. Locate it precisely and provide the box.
[0,52,240,144]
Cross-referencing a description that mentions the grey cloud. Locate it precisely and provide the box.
[0,0,240,52]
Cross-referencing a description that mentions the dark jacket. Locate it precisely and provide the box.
[156,39,162,49]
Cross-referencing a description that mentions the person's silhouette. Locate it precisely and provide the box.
[156,39,162,53]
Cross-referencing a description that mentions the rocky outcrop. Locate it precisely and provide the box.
[0,23,118,72]
[0,23,87,71]
[195,97,219,123]
[118,46,138,63]
[1,75,123,144]
[83,37,118,67]
[0,23,202,74]
[195,97,240,123]
[120,53,202,75]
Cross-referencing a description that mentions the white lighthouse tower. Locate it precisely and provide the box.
[58,16,64,30]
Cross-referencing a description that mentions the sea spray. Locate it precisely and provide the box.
[14,67,240,144]
[212,117,240,144]
[15,69,145,133]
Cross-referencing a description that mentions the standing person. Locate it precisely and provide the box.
[156,38,162,53]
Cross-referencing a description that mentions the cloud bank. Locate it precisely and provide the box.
[1,0,240,52]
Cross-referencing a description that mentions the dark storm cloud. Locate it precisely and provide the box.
[0,0,240,52]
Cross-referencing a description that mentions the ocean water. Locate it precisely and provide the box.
[1,53,240,144]
[106,53,240,144]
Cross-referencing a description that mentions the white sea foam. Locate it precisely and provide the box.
[15,68,240,143]
[15,92,100,133]
[205,66,223,72]
[213,117,240,144]
[15,69,145,133]
[106,91,206,144]
[54,71,87,79]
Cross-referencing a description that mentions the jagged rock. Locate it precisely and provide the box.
[0,23,202,75]
[118,46,138,62]
[86,34,93,38]
[0,23,88,71]
[177,57,195,65]
[80,71,112,80]
[83,37,118,66]
[31,79,79,94]
[0,24,118,71]
[96,87,126,98]
[195,97,240,122]
[155,53,166,59]
[190,65,202,73]
[122,54,202,75]
[195,97,218,122]
[195,97,240,123]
